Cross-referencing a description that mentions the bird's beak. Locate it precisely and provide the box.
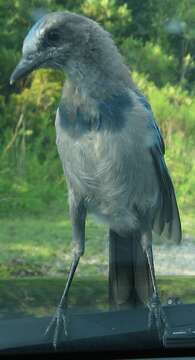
[10,53,45,85]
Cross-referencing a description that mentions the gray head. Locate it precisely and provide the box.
[10,12,131,96]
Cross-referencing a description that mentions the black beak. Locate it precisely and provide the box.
[10,54,45,85]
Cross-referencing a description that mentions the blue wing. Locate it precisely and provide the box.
[136,90,182,243]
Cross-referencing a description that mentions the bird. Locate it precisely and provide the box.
[10,11,182,348]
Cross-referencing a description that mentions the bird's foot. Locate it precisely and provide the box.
[147,293,168,340]
[44,305,68,349]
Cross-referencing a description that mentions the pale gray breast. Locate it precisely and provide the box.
[55,119,116,200]
[55,100,160,220]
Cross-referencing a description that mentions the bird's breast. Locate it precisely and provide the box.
[55,105,159,224]
[56,128,112,194]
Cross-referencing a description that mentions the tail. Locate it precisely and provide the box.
[108,229,153,309]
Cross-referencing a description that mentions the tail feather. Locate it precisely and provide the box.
[108,229,153,309]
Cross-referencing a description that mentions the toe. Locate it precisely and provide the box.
[53,313,60,348]
[44,315,56,336]
[44,306,69,348]
[62,314,68,336]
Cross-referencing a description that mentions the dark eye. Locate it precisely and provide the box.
[46,30,61,44]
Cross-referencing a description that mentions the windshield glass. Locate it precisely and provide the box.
[1,0,195,355]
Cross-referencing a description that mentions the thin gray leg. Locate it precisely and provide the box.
[141,232,168,337]
[45,193,87,348]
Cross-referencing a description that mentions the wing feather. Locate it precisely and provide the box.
[136,90,182,243]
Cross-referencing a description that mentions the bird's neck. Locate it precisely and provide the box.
[60,52,135,124]
[59,77,133,136]
[60,68,134,134]
[64,52,133,103]
[61,79,100,121]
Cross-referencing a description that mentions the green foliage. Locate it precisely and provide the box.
[0,151,68,216]
[0,68,65,216]
[81,0,132,39]
[122,38,178,87]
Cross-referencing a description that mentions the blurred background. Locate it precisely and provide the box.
[1,0,195,317]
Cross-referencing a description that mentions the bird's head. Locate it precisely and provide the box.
[10,12,99,85]
[10,11,131,98]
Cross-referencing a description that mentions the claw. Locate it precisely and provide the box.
[147,294,168,339]
[62,313,68,336]
[44,315,55,337]
[44,305,68,348]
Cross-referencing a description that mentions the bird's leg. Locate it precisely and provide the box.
[45,196,86,349]
[141,232,168,338]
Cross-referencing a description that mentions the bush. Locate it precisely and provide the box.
[122,38,178,87]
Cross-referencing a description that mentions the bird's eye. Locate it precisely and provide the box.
[46,30,61,44]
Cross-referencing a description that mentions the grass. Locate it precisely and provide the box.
[1,207,195,320]
[0,276,109,319]
[0,206,195,278]
[0,213,108,278]
[1,276,195,320]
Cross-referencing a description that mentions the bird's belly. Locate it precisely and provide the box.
[56,127,159,232]
[65,166,156,234]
